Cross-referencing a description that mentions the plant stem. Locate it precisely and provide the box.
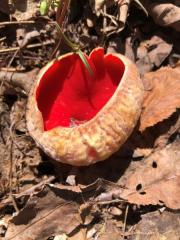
[51,21,94,76]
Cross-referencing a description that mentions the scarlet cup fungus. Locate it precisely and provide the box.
[26,48,144,166]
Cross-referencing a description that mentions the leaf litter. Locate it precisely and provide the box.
[0,0,180,239]
[140,63,180,131]
[120,141,180,209]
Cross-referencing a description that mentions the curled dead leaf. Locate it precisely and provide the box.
[143,0,180,31]
[121,141,180,209]
[140,65,180,131]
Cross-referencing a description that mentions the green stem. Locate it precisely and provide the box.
[51,21,94,76]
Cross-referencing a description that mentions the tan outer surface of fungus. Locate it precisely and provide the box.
[26,53,144,166]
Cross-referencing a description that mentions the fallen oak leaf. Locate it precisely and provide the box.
[5,179,114,240]
[5,185,82,240]
[140,65,180,132]
[120,141,180,209]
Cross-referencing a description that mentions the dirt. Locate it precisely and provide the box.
[0,0,180,240]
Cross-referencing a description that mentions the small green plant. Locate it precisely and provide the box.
[40,0,94,76]
[40,0,60,15]
[52,22,94,76]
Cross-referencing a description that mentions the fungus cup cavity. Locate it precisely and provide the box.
[36,48,125,130]
[26,48,144,166]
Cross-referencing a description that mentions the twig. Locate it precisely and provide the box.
[0,36,6,42]
[56,0,70,25]
[118,0,131,29]
[7,49,19,68]
[0,176,55,209]
[8,134,20,213]
[50,0,70,59]
[122,205,129,240]
[0,40,55,53]
[0,21,35,26]
[15,176,56,198]
[0,67,18,72]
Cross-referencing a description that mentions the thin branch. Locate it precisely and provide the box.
[0,40,55,53]
[0,21,35,26]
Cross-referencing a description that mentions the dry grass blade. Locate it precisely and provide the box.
[133,0,148,16]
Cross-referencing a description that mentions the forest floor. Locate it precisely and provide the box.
[0,0,180,240]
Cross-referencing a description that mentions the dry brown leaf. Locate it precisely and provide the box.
[130,211,180,240]
[13,0,38,21]
[140,65,180,131]
[95,218,124,240]
[0,0,38,20]
[143,1,180,31]
[5,185,82,240]
[136,35,172,75]
[120,141,180,209]
[154,112,180,148]
[147,36,172,67]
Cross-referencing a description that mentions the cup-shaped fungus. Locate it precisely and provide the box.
[26,48,144,166]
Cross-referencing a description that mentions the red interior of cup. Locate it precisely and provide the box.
[36,48,125,130]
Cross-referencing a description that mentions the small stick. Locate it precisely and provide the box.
[122,205,129,240]
[0,176,55,209]
[118,0,130,29]
[0,36,6,42]
[0,21,35,26]
[8,135,20,213]
[0,67,17,72]
[0,40,55,53]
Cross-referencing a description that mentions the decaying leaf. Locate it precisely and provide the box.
[140,65,180,131]
[131,211,180,240]
[154,111,180,148]
[143,0,180,31]
[5,185,82,240]
[121,141,180,209]
[94,218,124,240]
[11,0,38,21]
[136,34,172,75]
[5,180,110,240]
